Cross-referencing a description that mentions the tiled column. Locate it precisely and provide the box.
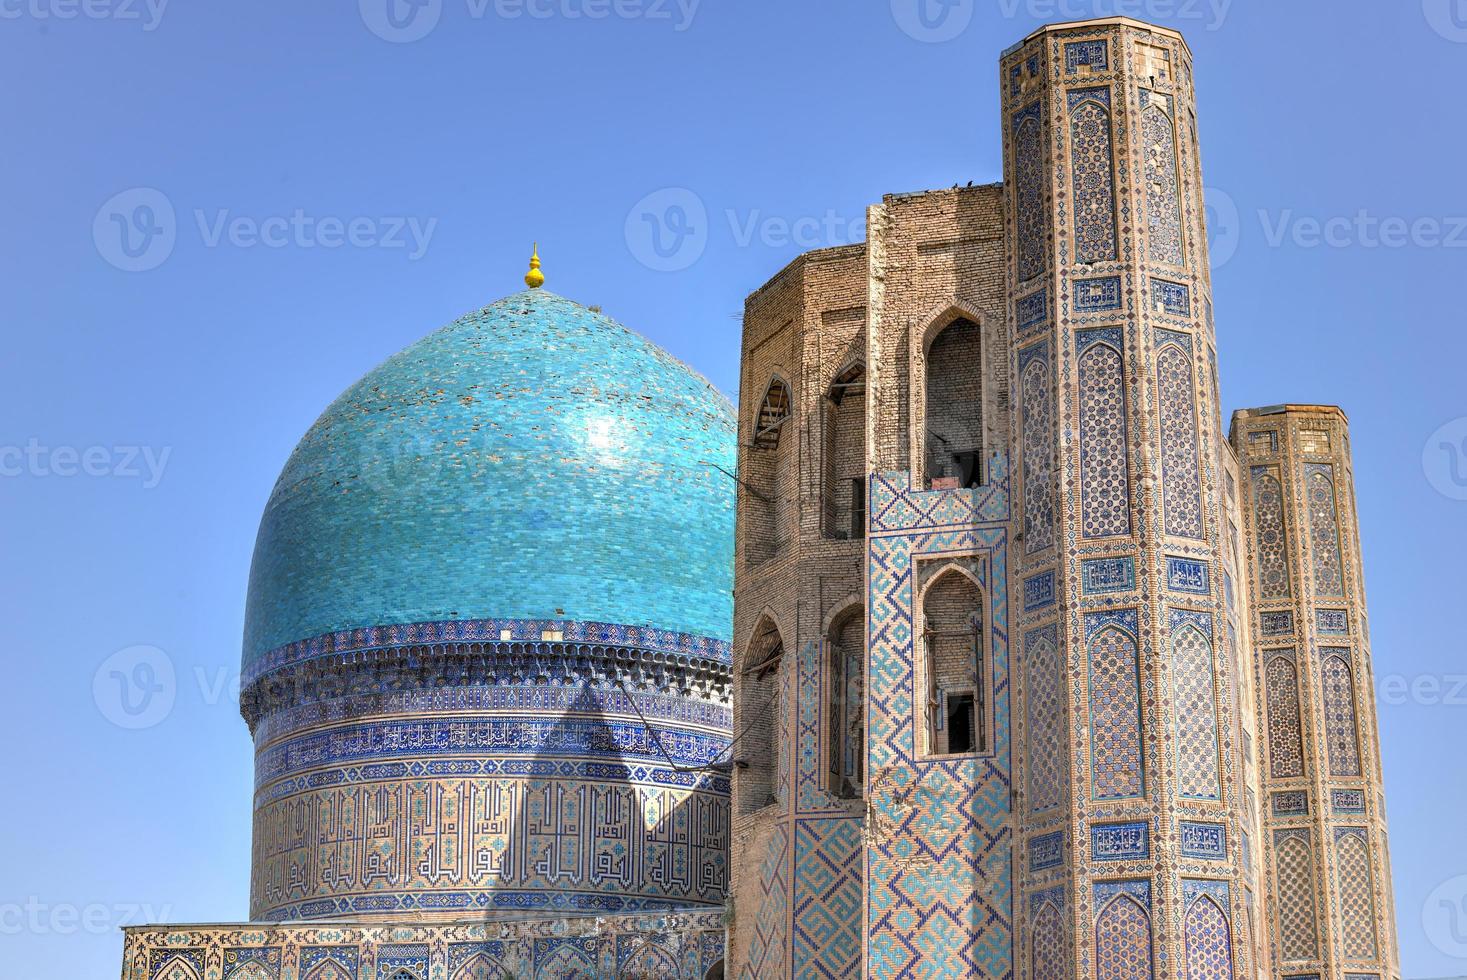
[1003,18,1254,979]
[1233,406,1400,980]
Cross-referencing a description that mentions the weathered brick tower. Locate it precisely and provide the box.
[728,15,1399,980]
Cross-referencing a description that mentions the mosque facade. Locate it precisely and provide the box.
[121,15,1398,980]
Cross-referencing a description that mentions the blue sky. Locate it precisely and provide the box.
[3,1,1466,976]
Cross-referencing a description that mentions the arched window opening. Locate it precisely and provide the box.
[745,378,793,564]
[826,606,865,799]
[703,958,726,980]
[921,570,985,755]
[925,319,984,490]
[737,617,784,813]
[822,363,867,540]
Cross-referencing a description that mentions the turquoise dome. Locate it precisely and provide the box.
[242,289,736,677]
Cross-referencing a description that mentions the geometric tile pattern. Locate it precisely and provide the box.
[1030,889,1068,980]
[1070,90,1119,264]
[1306,464,1345,597]
[1025,625,1065,815]
[1021,346,1057,554]
[1093,822,1151,861]
[1180,821,1228,861]
[1142,98,1185,266]
[1066,39,1109,74]
[1182,880,1235,980]
[1014,107,1047,283]
[1079,337,1132,538]
[1335,829,1379,961]
[1321,649,1363,777]
[793,819,863,980]
[741,823,790,979]
[866,471,1011,980]
[1084,556,1137,594]
[1075,276,1124,313]
[1251,468,1292,599]
[1171,613,1221,801]
[125,914,725,980]
[1015,107,1050,284]
[1152,278,1192,318]
[1094,881,1153,980]
[1088,611,1143,801]
[1275,829,1319,962]
[1157,335,1204,538]
[1265,650,1306,780]
[1166,556,1210,594]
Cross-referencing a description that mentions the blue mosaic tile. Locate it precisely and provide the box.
[1092,821,1150,862]
[1024,570,1056,611]
[1180,821,1227,860]
[1151,278,1191,317]
[1166,556,1210,594]
[1018,289,1049,332]
[243,290,737,673]
[1332,789,1367,814]
[1074,276,1123,313]
[1031,830,1064,871]
[1082,556,1136,594]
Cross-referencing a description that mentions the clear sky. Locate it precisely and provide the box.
[2,1,1465,977]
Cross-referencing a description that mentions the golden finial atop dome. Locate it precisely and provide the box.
[524,243,545,289]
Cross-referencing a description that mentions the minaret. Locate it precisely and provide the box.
[1003,19,1256,977]
[1232,406,1401,980]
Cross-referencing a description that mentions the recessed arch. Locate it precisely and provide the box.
[745,374,794,564]
[737,612,786,814]
[822,361,867,540]
[919,565,986,756]
[825,600,866,799]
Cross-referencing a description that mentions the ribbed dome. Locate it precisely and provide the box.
[242,289,735,677]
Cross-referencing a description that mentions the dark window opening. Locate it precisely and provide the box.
[945,691,977,755]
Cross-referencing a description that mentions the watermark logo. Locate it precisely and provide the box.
[626,188,708,272]
[1425,874,1467,957]
[1424,417,1467,501]
[93,645,176,730]
[360,0,442,42]
[93,188,176,273]
[1204,186,1240,270]
[0,0,169,31]
[0,441,171,487]
[1259,209,1467,250]
[360,0,701,42]
[891,0,973,43]
[0,899,173,936]
[1379,673,1467,706]
[625,187,866,272]
[1424,0,1467,42]
[94,188,439,271]
[994,0,1233,31]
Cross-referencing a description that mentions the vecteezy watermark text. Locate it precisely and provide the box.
[625,187,865,272]
[0,440,171,488]
[94,188,438,272]
[0,0,167,30]
[0,899,173,936]
[892,0,1232,43]
[359,0,700,43]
